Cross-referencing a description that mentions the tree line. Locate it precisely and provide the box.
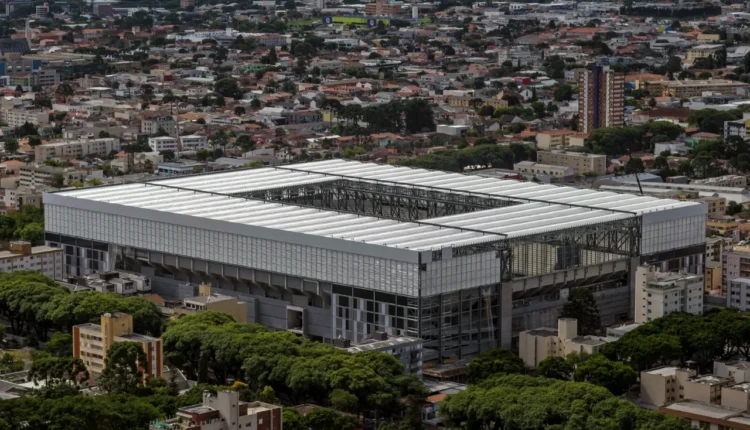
[162,312,427,427]
[0,206,45,246]
[602,308,750,373]
[398,142,536,172]
[0,272,163,343]
[439,373,690,430]
[0,272,426,429]
[323,99,436,134]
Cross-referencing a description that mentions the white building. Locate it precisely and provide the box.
[518,317,615,368]
[728,278,750,311]
[141,116,177,137]
[148,136,178,152]
[0,241,63,280]
[634,264,704,324]
[3,109,48,128]
[179,135,208,151]
[35,138,119,163]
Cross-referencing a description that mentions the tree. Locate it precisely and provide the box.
[440,373,691,430]
[214,78,242,99]
[572,353,637,396]
[624,157,645,174]
[544,55,566,79]
[29,356,88,386]
[537,355,573,380]
[553,83,574,101]
[19,222,44,245]
[55,83,74,103]
[45,332,73,357]
[236,135,256,152]
[403,99,435,133]
[86,178,102,187]
[330,388,358,413]
[467,348,525,383]
[234,106,246,116]
[160,150,175,161]
[98,341,147,394]
[3,139,18,154]
[727,201,743,216]
[140,84,154,104]
[559,288,601,335]
[665,56,682,76]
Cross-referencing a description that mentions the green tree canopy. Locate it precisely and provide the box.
[559,288,601,335]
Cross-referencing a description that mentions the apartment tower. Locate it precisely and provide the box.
[578,66,624,134]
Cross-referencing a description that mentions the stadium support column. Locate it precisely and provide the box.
[499,284,512,349]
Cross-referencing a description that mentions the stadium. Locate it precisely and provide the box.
[43,159,706,363]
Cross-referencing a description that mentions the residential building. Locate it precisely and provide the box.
[686,44,725,64]
[156,162,205,176]
[707,216,740,236]
[149,391,282,430]
[66,271,151,295]
[728,278,750,311]
[92,3,114,17]
[604,323,640,340]
[578,66,624,133]
[141,115,177,137]
[180,0,194,7]
[148,136,178,152]
[173,284,247,323]
[536,150,607,176]
[19,164,84,189]
[342,332,423,377]
[535,129,579,151]
[684,375,735,405]
[9,68,58,88]
[446,95,508,110]
[643,79,750,98]
[179,135,207,151]
[73,312,162,378]
[35,138,119,163]
[518,318,614,368]
[725,116,750,140]
[706,261,722,293]
[640,366,697,407]
[0,241,63,280]
[436,124,469,136]
[513,161,575,178]
[694,175,748,188]
[633,265,704,324]
[699,196,726,218]
[715,360,750,384]
[365,0,402,16]
[724,246,750,287]
[2,108,48,127]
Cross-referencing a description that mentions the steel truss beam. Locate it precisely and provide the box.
[231,179,520,221]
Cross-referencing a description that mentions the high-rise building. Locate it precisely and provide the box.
[578,66,624,134]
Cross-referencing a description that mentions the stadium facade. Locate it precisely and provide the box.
[43,160,706,362]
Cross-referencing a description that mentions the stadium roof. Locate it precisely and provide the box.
[277,160,699,216]
[51,160,700,253]
[54,183,504,252]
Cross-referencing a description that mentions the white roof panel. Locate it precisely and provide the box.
[279,160,702,215]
